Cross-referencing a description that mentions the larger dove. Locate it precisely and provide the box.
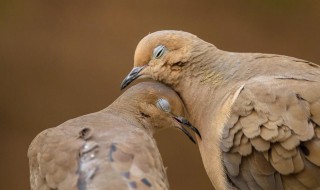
[121,30,320,190]
[28,82,200,190]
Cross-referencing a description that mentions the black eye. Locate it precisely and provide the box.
[153,45,166,59]
[156,98,171,112]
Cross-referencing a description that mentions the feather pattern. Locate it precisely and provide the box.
[222,76,320,189]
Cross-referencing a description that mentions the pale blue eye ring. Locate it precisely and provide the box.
[153,45,166,59]
[156,98,171,112]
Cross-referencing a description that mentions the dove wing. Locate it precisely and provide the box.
[221,75,320,190]
[28,125,84,190]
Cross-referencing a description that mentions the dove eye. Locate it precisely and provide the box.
[153,45,166,59]
[156,98,171,112]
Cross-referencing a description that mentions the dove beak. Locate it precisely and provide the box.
[121,66,146,90]
[173,116,202,144]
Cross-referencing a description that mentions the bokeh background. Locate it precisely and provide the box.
[1,0,320,189]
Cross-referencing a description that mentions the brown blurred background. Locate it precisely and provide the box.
[1,0,320,189]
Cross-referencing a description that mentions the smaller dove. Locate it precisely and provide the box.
[28,82,200,190]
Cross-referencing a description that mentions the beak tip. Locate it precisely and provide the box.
[176,125,197,144]
[120,82,127,90]
[196,130,202,140]
[174,116,202,139]
[120,66,145,91]
[173,116,201,143]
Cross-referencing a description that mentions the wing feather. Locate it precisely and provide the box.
[222,76,320,189]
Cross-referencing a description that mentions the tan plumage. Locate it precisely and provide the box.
[28,82,197,190]
[121,30,320,190]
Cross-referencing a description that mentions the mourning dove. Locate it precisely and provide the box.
[121,30,320,190]
[28,82,200,190]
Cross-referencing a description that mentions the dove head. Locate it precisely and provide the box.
[115,82,201,143]
[121,30,211,90]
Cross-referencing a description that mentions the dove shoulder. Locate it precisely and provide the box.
[219,51,320,81]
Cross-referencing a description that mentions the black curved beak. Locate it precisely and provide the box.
[173,116,202,144]
[120,66,145,90]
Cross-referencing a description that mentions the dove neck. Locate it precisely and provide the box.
[172,48,239,190]
[173,49,224,125]
[175,76,234,190]
[173,84,234,189]
[175,77,221,133]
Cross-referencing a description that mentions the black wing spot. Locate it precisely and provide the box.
[141,178,152,187]
[296,93,306,101]
[122,171,130,179]
[111,143,117,152]
[79,128,92,140]
[129,181,137,189]
[109,143,117,162]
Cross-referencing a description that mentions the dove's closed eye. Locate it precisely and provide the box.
[156,98,171,112]
[153,45,166,59]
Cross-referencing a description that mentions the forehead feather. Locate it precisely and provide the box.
[134,30,197,66]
